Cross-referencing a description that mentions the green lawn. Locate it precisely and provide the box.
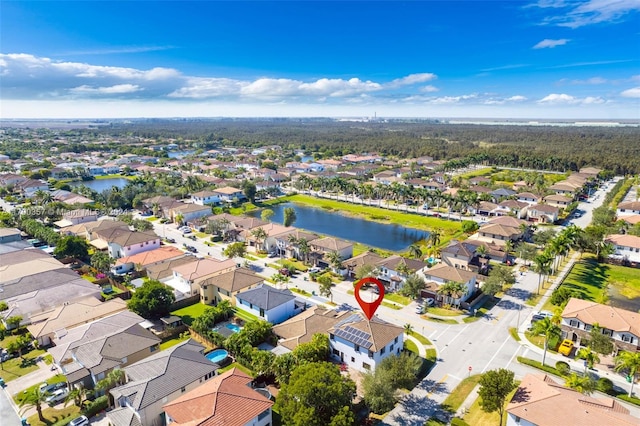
[424,316,459,324]
[27,406,82,426]
[217,362,254,376]
[0,349,47,383]
[381,301,402,310]
[549,255,640,309]
[458,167,494,179]
[233,307,260,322]
[524,331,561,353]
[171,302,209,326]
[290,287,312,297]
[462,384,519,426]
[404,339,419,354]
[441,374,482,413]
[426,307,464,317]
[159,333,191,351]
[407,331,432,345]
[384,293,411,305]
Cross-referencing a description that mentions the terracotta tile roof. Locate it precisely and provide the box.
[487,216,527,227]
[115,246,185,266]
[376,255,427,272]
[310,236,353,251]
[94,228,159,246]
[508,374,638,426]
[562,298,640,337]
[212,186,243,195]
[163,368,273,426]
[618,201,640,211]
[528,203,559,214]
[621,214,640,225]
[479,223,521,238]
[606,234,640,249]
[342,251,385,269]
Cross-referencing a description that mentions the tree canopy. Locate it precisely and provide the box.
[478,369,517,426]
[127,279,175,319]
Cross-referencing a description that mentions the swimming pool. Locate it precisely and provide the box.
[206,349,229,364]
[226,323,242,333]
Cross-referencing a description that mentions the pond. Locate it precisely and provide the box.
[70,177,129,193]
[168,151,195,159]
[249,203,429,251]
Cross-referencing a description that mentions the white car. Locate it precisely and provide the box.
[308,267,321,274]
[46,388,68,405]
[69,416,89,426]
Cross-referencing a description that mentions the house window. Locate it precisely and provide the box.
[330,334,334,340]
[622,335,635,344]
[332,349,340,356]
[390,345,394,351]
[121,357,128,364]
[150,344,158,352]
[584,324,592,331]
[351,357,355,363]
[602,329,613,337]
[204,297,208,301]
[368,351,373,358]
[181,387,186,392]
[394,336,398,344]
[569,320,579,327]
[381,347,386,355]
[140,244,143,248]
[355,345,360,352]
[362,362,371,370]
[260,308,265,317]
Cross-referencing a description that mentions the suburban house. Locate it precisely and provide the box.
[560,298,639,353]
[49,310,162,389]
[309,237,354,269]
[198,267,264,306]
[343,251,386,279]
[163,368,273,426]
[516,192,542,205]
[422,264,478,305]
[506,374,638,426]
[273,306,350,352]
[543,194,573,209]
[526,204,559,223]
[53,209,99,228]
[271,228,319,259]
[112,246,186,275]
[93,228,161,259]
[0,253,101,326]
[169,203,212,225]
[27,297,128,346]
[440,240,496,272]
[617,201,640,217]
[0,172,28,187]
[16,178,50,197]
[165,258,237,300]
[146,256,198,281]
[190,190,221,206]
[212,186,245,203]
[476,223,522,244]
[235,284,304,324]
[606,234,640,264]
[548,181,582,198]
[107,339,218,426]
[495,200,529,218]
[0,227,22,244]
[242,222,292,253]
[374,255,428,291]
[328,313,404,372]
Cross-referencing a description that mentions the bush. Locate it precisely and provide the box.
[618,394,640,407]
[596,377,614,394]
[82,395,108,417]
[555,361,570,375]
[518,357,567,378]
[550,287,575,306]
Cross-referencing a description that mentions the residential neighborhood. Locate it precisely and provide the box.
[0,126,639,426]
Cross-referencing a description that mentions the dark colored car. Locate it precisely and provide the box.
[530,314,545,324]
[279,267,290,276]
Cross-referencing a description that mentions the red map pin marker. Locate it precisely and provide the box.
[353,277,385,320]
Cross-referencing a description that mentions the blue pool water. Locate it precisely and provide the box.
[226,323,242,333]
[206,349,229,364]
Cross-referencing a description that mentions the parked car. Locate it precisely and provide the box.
[268,251,278,258]
[46,388,69,405]
[279,267,291,276]
[69,415,89,426]
[308,267,321,274]
[530,314,546,324]
[415,305,425,314]
[558,339,574,356]
[165,237,176,243]
[425,298,435,307]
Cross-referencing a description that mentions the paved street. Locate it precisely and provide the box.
[0,386,23,426]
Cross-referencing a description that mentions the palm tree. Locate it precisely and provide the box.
[404,323,413,335]
[326,250,343,272]
[19,388,48,422]
[297,237,311,264]
[428,228,442,248]
[475,244,488,259]
[530,317,561,366]
[408,244,423,259]
[565,373,596,395]
[437,281,467,308]
[65,385,89,408]
[174,213,184,226]
[614,351,640,397]
[533,253,552,295]
[577,346,600,370]
[250,227,268,253]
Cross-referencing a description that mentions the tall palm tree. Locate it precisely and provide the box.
[428,228,442,248]
[297,238,311,264]
[326,250,343,272]
[250,227,268,253]
[533,253,552,295]
[530,317,561,366]
[614,351,640,397]
[19,388,48,422]
[408,244,423,259]
[437,281,467,308]
[404,323,413,335]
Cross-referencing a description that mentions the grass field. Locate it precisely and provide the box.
[457,167,494,179]
[0,349,48,383]
[171,302,209,325]
[404,339,419,354]
[218,362,253,376]
[462,384,519,426]
[27,405,82,426]
[441,374,482,413]
[159,334,190,350]
[548,255,640,310]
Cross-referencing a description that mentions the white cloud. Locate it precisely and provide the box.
[508,95,528,101]
[536,0,640,28]
[387,73,437,87]
[533,38,570,49]
[70,84,142,94]
[571,77,608,84]
[538,93,605,105]
[429,94,478,104]
[621,87,640,98]
[420,85,439,93]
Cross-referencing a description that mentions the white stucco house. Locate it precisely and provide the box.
[94,228,161,259]
[235,284,304,324]
[328,313,404,372]
[190,190,221,206]
[605,234,640,264]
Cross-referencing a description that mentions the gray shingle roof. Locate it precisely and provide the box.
[236,284,295,310]
[110,339,217,411]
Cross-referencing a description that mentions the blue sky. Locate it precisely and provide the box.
[1,1,639,119]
